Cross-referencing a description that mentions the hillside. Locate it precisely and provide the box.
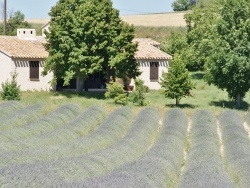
[25,11,187,27]
[121,12,187,27]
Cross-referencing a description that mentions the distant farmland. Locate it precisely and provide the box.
[25,11,187,27]
[121,12,187,27]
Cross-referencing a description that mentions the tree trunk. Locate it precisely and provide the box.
[176,98,180,106]
[236,94,241,108]
[106,66,110,83]
[76,75,84,92]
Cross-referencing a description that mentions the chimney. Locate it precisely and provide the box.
[17,28,36,39]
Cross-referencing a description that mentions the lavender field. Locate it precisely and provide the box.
[0,101,249,187]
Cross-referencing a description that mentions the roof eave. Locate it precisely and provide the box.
[135,57,171,60]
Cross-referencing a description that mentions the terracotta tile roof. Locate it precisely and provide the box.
[133,38,160,47]
[0,36,171,61]
[133,38,172,60]
[0,36,48,59]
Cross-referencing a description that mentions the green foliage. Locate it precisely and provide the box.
[164,32,188,56]
[160,55,195,105]
[105,82,124,99]
[0,11,31,36]
[1,71,21,100]
[129,79,147,106]
[105,82,127,105]
[172,0,197,11]
[162,27,205,71]
[204,0,250,106]
[30,23,43,36]
[44,0,140,91]
[114,93,128,105]
[181,0,221,71]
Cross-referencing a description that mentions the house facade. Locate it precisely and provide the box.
[0,29,53,91]
[0,27,171,91]
[131,38,172,90]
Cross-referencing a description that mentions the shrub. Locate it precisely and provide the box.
[105,82,127,105]
[1,71,21,100]
[129,79,147,106]
[105,82,124,99]
[114,93,128,105]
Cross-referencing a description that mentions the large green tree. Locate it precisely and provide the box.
[43,0,139,92]
[160,55,195,105]
[205,0,250,107]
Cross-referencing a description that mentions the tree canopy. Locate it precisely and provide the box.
[179,0,221,71]
[172,0,197,11]
[204,0,250,107]
[176,0,250,107]
[43,0,140,91]
[0,10,30,35]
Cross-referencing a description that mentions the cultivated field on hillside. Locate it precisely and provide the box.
[0,101,250,187]
[25,11,187,27]
[121,12,187,27]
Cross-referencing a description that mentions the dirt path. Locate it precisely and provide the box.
[180,118,192,174]
[243,122,250,139]
[216,120,225,158]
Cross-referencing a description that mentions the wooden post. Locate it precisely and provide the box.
[3,0,7,35]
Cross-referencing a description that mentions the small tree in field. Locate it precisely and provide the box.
[129,79,147,106]
[160,55,195,105]
[1,71,21,100]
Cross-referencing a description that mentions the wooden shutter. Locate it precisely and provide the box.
[150,62,159,81]
[29,61,39,80]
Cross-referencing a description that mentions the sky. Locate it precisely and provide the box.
[1,0,175,19]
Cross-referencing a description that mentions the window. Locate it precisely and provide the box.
[29,61,39,81]
[150,62,159,81]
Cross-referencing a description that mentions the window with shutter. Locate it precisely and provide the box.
[150,62,159,82]
[29,61,39,81]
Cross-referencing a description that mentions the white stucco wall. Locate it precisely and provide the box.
[42,25,50,37]
[0,52,14,89]
[131,59,169,90]
[13,58,53,91]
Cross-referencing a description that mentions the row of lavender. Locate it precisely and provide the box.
[179,110,233,187]
[60,109,249,188]
[0,105,133,166]
[0,101,249,187]
[220,111,250,187]
[0,103,161,186]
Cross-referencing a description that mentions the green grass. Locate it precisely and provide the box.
[1,72,249,116]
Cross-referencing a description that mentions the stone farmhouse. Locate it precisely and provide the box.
[0,29,53,91]
[0,28,171,91]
